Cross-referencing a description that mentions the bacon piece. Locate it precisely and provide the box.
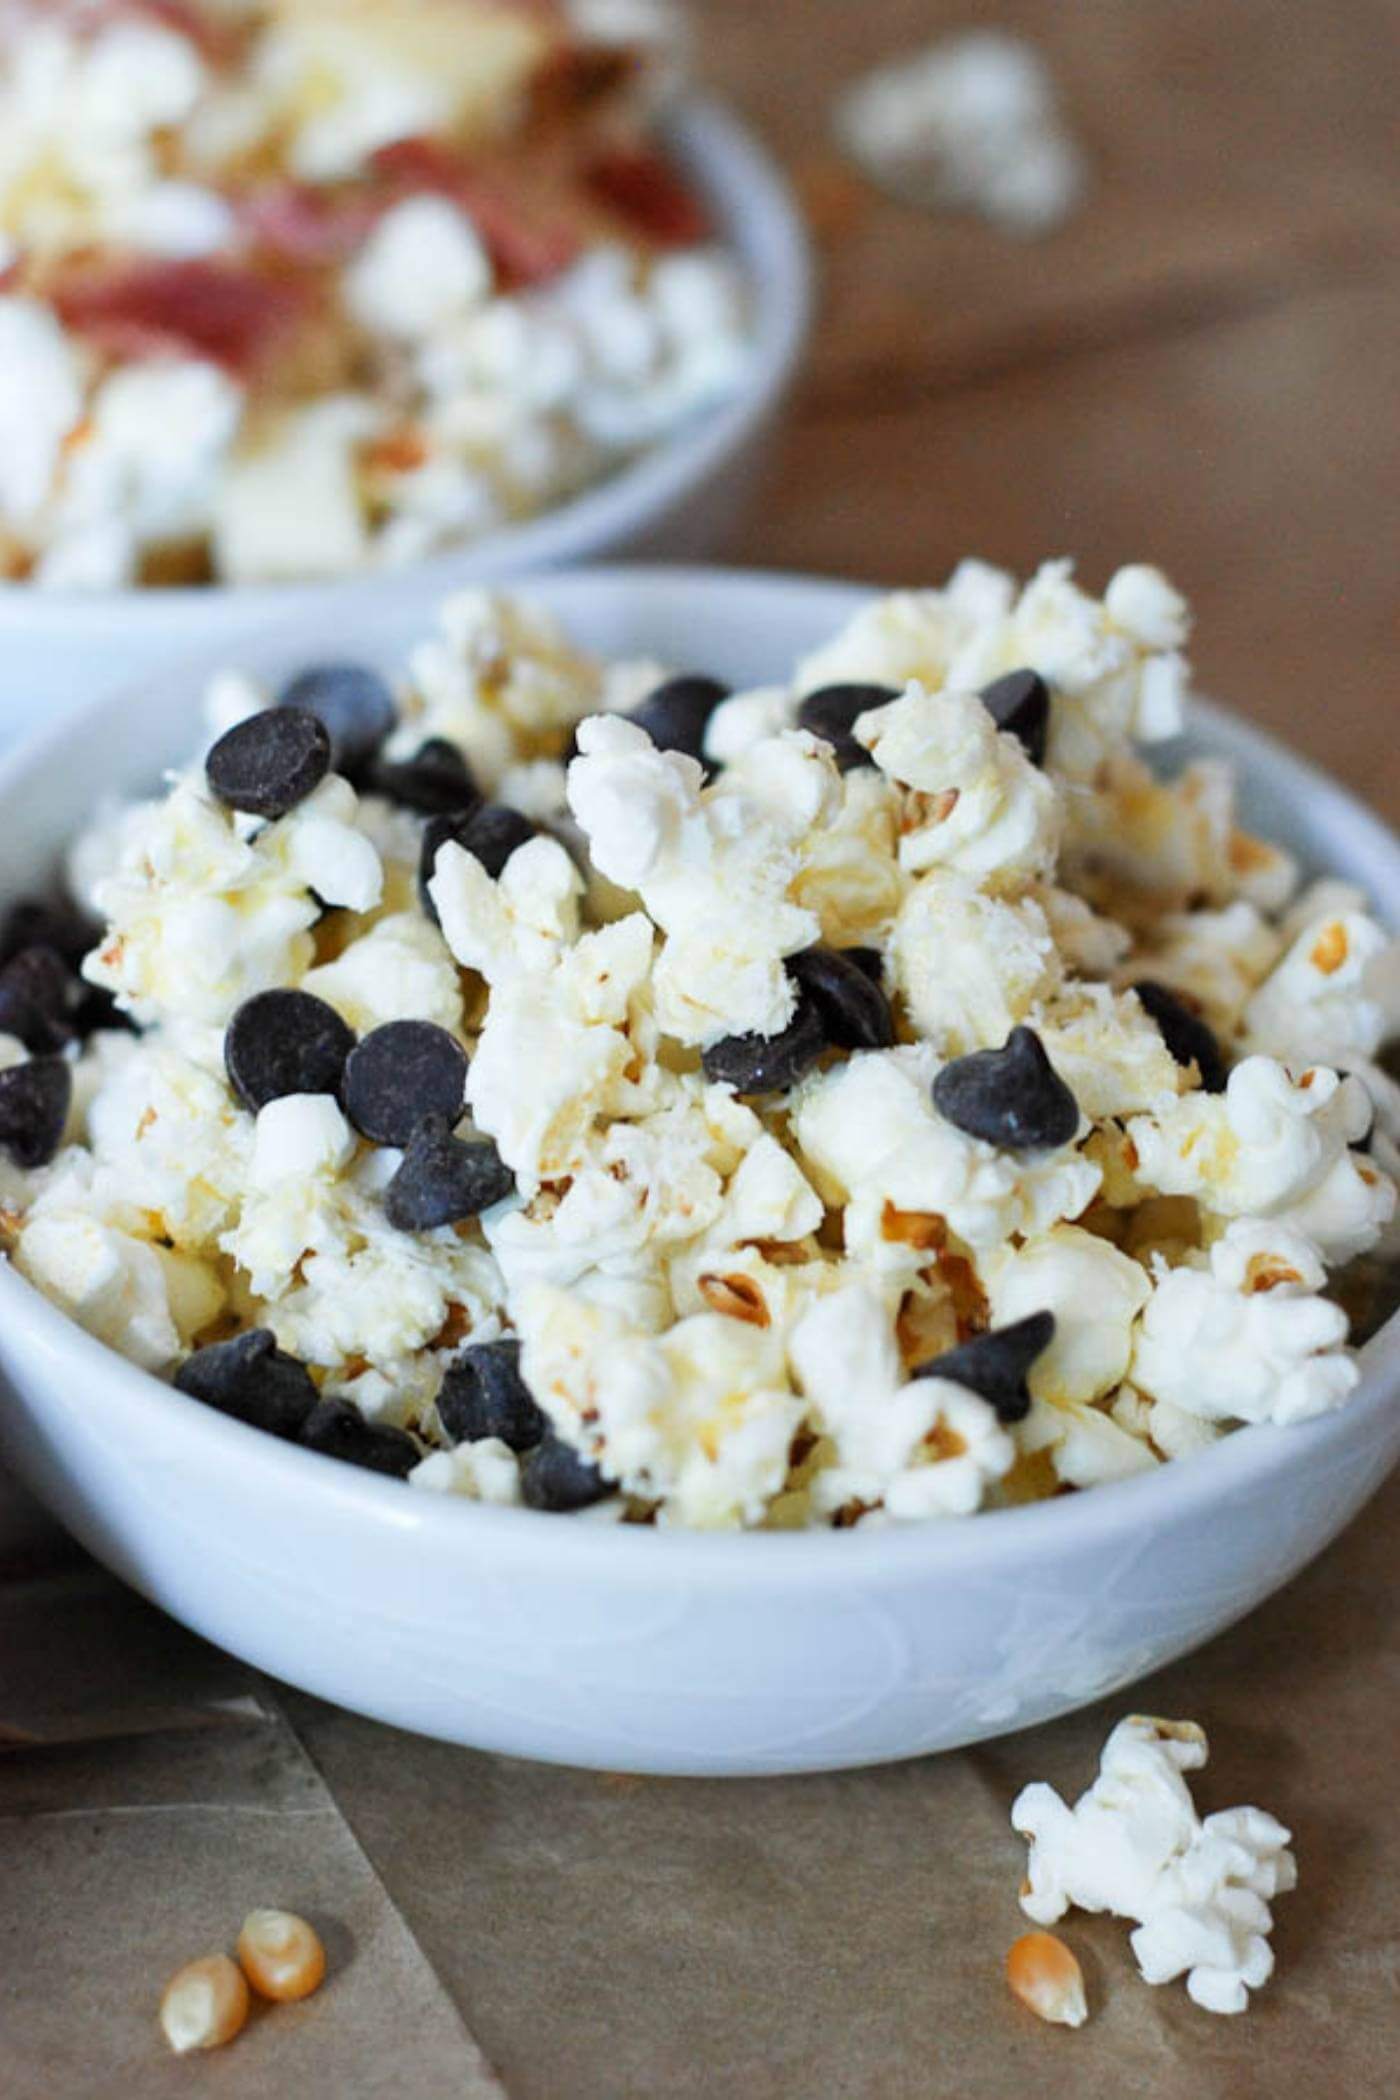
[52,259,307,375]
[583,145,710,246]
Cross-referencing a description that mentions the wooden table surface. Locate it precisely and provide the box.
[712,0,1400,821]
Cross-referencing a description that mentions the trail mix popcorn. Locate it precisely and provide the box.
[2,558,1396,1522]
[1013,1716,1298,2015]
[0,0,749,590]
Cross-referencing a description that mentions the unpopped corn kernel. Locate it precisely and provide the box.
[159,1953,250,2054]
[236,1908,327,2003]
[1006,1929,1089,2028]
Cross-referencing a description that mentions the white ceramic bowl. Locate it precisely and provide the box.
[0,568,1396,1776]
[0,100,811,742]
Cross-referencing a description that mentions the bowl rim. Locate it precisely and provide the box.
[0,97,814,629]
[0,561,1397,1589]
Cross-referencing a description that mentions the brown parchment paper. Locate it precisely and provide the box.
[3,1474,1398,2100]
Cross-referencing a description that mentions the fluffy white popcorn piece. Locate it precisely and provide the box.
[83,773,382,1027]
[410,1436,522,1505]
[225,1139,502,1373]
[1131,1220,1358,1427]
[1066,754,1295,917]
[213,399,379,584]
[792,1047,1099,1265]
[1243,906,1394,1067]
[835,31,1087,237]
[467,912,659,1188]
[854,680,1062,887]
[702,686,798,765]
[1035,981,1185,1118]
[16,1163,194,1375]
[985,1225,1150,1404]
[567,716,836,1044]
[889,874,1060,1055]
[399,591,602,790]
[518,1286,804,1528]
[1017,1391,1159,1488]
[429,835,582,987]
[1013,1716,1297,2015]
[302,911,465,1034]
[345,195,492,342]
[790,1284,1014,1519]
[51,358,242,573]
[80,1031,251,1254]
[249,1094,355,1193]
[1128,1056,1395,1263]
[789,766,906,951]
[0,297,85,525]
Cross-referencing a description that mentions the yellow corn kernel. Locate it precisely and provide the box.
[236,1908,327,2003]
[1006,1929,1088,2028]
[159,1954,250,2055]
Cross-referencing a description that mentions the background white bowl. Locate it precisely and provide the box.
[0,567,1396,1776]
[0,100,811,743]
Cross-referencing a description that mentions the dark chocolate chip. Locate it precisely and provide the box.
[521,1431,610,1512]
[298,1396,419,1478]
[418,803,537,919]
[437,1338,546,1451]
[0,1056,70,1168]
[787,944,894,1051]
[175,1328,317,1440]
[343,1021,468,1147]
[206,706,331,819]
[796,684,897,771]
[277,663,396,775]
[1133,979,1228,1094]
[980,668,1051,767]
[0,897,100,972]
[0,946,78,1053]
[369,737,482,816]
[383,1113,513,1231]
[627,674,729,761]
[932,1026,1080,1151]
[913,1311,1056,1425]
[842,945,885,986]
[701,993,829,1094]
[224,989,355,1112]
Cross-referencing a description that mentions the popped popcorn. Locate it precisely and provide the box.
[5,558,1395,1526]
[0,0,751,590]
[1013,1716,1298,2014]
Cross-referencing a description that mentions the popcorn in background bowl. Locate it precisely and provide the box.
[0,0,752,589]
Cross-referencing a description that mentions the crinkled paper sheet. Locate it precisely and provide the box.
[2,1469,1398,2100]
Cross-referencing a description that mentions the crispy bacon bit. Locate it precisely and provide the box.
[881,1201,947,1251]
[582,145,710,246]
[1310,921,1349,975]
[1244,1254,1304,1294]
[698,1273,771,1327]
[52,260,307,375]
